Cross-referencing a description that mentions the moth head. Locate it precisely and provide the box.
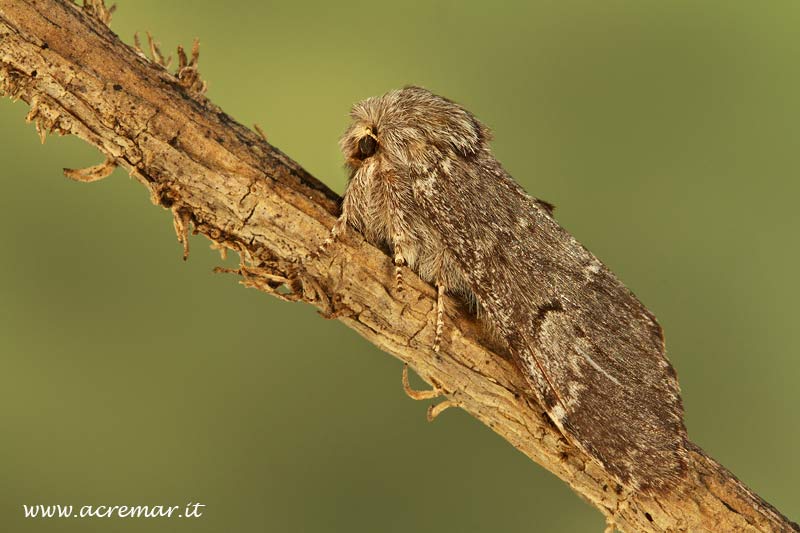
[340,86,490,172]
[341,124,379,169]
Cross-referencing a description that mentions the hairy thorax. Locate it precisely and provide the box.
[345,159,475,308]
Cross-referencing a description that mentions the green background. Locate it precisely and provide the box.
[1,1,798,531]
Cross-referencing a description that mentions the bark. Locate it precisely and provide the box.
[0,1,796,531]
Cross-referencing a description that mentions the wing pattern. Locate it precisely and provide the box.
[410,154,687,492]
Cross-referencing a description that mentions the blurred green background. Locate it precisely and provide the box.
[1,1,798,531]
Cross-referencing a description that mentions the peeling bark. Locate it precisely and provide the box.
[0,1,796,531]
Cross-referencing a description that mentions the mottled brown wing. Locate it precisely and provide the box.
[410,156,687,492]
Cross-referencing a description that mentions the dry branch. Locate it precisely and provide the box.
[0,1,796,531]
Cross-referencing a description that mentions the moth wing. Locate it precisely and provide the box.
[410,157,687,491]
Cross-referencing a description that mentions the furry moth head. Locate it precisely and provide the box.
[340,86,492,174]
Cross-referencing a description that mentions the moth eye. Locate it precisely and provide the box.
[358,135,377,158]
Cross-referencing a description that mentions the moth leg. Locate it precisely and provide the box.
[434,281,445,352]
[315,214,347,258]
[427,400,456,421]
[401,363,443,401]
[393,240,406,292]
[311,191,352,261]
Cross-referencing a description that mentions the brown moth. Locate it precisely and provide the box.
[330,86,688,492]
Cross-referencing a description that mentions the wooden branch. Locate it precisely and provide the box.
[0,2,795,531]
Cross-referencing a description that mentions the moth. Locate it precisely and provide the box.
[329,86,688,493]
